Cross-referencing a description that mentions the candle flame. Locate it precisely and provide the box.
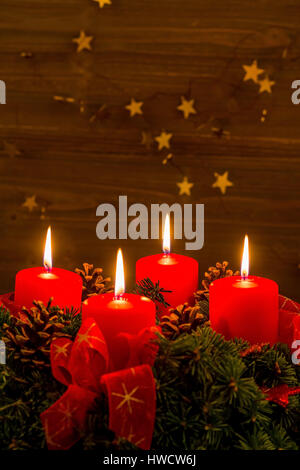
[115,248,125,297]
[163,213,171,254]
[43,226,52,272]
[241,234,249,278]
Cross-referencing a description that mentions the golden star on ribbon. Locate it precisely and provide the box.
[72,30,93,53]
[76,323,104,348]
[125,98,143,117]
[22,195,38,212]
[125,426,145,447]
[258,76,275,94]
[43,419,63,449]
[242,60,264,83]
[93,0,111,7]
[3,141,21,159]
[155,131,172,151]
[212,171,233,195]
[177,96,197,119]
[176,176,194,196]
[112,383,144,414]
[53,343,70,360]
[58,402,78,428]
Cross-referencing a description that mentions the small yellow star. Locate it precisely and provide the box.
[22,195,38,212]
[72,30,93,53]
[155,131,173,151]
[112,383,144,414]
[177,96,197,119]
[93,0,111,7]
[141,131,153,149]
[125,98,143,117]
[3,141,21,159]
[258,76,275,94]
[212,171,233,195]
[242,60,264,83]
[176,176,194,196]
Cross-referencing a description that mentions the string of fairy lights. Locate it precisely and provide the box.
[1,0,279,217]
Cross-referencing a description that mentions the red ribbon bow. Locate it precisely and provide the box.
[262,384,300,408]
[40,318,159,450]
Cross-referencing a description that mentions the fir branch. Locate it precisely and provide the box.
[134,278,171,307]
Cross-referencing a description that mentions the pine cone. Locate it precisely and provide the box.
[160,302,209,340]
[75,263,113,301]
[195,261,239,302]
[2,299,71,369]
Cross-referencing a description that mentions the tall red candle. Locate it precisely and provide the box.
[136,214,198,313]
[209,235,279,344]
[14,227,82,311]
[82,249,156,370]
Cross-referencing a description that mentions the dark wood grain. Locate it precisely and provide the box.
[0,0,300,301]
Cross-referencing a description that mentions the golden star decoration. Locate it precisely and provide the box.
[141,131,153,149]
[125,98,143,117]
[22,195,38,212]
[93,0,111,7]
[72,30,93,53]
[212,171,233,195]
[53,343,70,360]
[177,96,197,119]
[125,426,145,447]
[3,141,21,159]
[177,176,194,196]
[58,402,78,428]
[162,153,173,165]
[43,419,63,449]
[112,383,144,414]
[258,76,275,94]
[242,60,264,83]
[155,131,172,151]
[76,323,105,348]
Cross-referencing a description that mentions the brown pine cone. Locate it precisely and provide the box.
[160,303,209,340]
[195,261,239,302]
[75,263,113,301]
[2,299,71,369]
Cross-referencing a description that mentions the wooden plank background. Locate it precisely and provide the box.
[0,0,300,301]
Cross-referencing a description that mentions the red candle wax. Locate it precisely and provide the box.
[14,227,82,311]
[82,249,156,370]
[209,275,279,344]
[136,253,198,314]
[136,214,198,314]
[14,267,83,311]
[82,292,156,370]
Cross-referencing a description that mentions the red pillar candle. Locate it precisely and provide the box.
[209,235,279,344]
[14,227,82,311]
[82,249,156,370]
[136,214,199,313]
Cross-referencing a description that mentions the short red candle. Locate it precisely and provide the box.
[14,227,82,311]
[136,253,198,313]
[209,236,279,344]
[15,267,83,311]
[82,292,156,370]
[209,276,279,344]
[82,249,156,370]
[136,215,199,313]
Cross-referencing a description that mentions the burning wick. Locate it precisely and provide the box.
[241,234,249,280]
[43,226,52,273]
[163,213,171,254]
[114,248,125,300]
